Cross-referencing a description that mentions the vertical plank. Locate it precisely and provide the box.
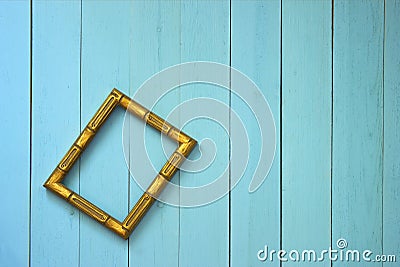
[0,1,30,266]
[282,0,332,266]
[79,1,130,266]
[383,0,400,265]
[333,0,384,266]
[179,1,230,266]
[230,1,281,266]
[128,1,181,267]
[31,1,81,266]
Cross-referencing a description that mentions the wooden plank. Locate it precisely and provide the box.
[0,1,30,265]
[230,1,281,266]
[128,1,181,267]
[333,0,384,266]
[282,0,332,266]
[79,1,130,266]
[30,1,81,266]
[383,0,400,266]
[178,1,230,266]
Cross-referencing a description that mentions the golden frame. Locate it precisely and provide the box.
[44,88,196,239]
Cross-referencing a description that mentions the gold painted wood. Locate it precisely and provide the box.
[44,88,197,239]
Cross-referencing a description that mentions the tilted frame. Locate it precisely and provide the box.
[44,88,197,239]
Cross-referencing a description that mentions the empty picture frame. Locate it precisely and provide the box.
[43,88,197,239]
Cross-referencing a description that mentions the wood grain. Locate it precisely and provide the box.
[128,1,181,267]
[282,1,332,266]
[30,1,81,266]
[230,1,281,266]
[333,1,384,266]
[0,1,30,266]
[178,1,230,266]
[383,1,400,266]
[79,1,130,265]
[2,1,400,266]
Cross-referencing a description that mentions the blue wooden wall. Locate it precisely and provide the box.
[1,0,399,266]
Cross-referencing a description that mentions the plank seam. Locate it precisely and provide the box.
[330,1,334,266]
[78,0,83,266]
[382,0,385,258]
[179,1,182,259]
[228,0,232,266]
[279,0,283,266]
[29,0,33,266]
[127,3,131,266]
